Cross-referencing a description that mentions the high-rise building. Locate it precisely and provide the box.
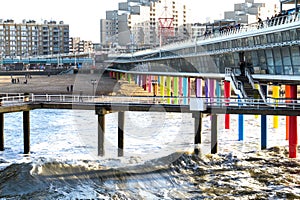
[224,0,278,24]
[100,0,188,50]
[0,19,69,57]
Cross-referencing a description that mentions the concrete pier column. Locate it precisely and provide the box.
[289,85,298,158]
[188,78,191,98]
[196,78,202,98]
[183,77,188,105]
[23,111,30,154]
[238,96,244,141]
[261,115,267,149]
[260,85,268,149]
[160,76,165,97]
[224,80,231,129]
[97,110,106,156]
[209,79,215,105]
[118,112,125,157]
[173,77,179,104]
[166,76,172,104]
[127,74,131,84]
[179,77,183,103]
[143,75,147,91]
[285,85,291,140]
[193,112,202,155]
[215,81,221,105]
[148,75,152,93]
[211,114,218,154]
[273,85,280,128]
[0,113,3,151]
[204,79,209,100]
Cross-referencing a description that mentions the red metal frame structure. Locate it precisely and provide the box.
[158,0,174,46]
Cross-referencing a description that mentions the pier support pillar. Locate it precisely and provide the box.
[0,113,3,151]
[183,77,188,105]
[160,76,165,97]
[23,111,30,154]
[224,80,231,129]
[193,112,202,154]
[261,115,267,150]
[285,85,291,140]
[273,85,280,128]
[118,112,125,157]
[289,85,298,158]
[215,81,221,105]
[97,110,107,156]
[127,74,131,84]
[143,75,147,91]
[148,75,152,93]
[166,76,172,104]
[209,79,215,103]
[196,78,202,98]
[173,77,179,104]
[211,114,218,154]
[238,96,244,141]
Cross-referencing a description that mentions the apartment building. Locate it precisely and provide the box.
[0,19,69,57]
[100,0,188,50]
[69,37,93,53]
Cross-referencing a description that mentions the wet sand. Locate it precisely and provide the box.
[0,73,152,96]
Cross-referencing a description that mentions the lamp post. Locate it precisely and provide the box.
[91,79,97,96]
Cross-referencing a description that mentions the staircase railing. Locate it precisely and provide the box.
[225,68,247,98]
[245,68,266,103]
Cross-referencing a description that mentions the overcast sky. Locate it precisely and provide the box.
[0,0,279,42]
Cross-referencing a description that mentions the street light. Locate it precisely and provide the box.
[91,79,97,96]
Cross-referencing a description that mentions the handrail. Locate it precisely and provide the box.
[245,68,266,103]
[230,70,247,98]
[1,94,300,110]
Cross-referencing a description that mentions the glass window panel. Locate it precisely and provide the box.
[257,50,266,67]
[273,48,283,74]
[290,46,299,57]
[290,29,297,41]
[282,31,290,42]
[296,28,300,40]
[248,37,254,46]
[293,65,300,75]
[214,43,220,50]
[251,51,259,66]
[242,38,248,46]
[260,35,267,44]
[284,65,293,75]
[254,36,261,45]
[274,32,282,43]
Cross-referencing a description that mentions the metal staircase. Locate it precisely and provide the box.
[225,68,266,102]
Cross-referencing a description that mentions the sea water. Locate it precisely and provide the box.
[0,109,299,199]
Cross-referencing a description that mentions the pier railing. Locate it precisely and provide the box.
[1,93,300,111]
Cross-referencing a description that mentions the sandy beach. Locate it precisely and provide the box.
[0,73,152,96]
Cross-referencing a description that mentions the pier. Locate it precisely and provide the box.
[0,93,299,158]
